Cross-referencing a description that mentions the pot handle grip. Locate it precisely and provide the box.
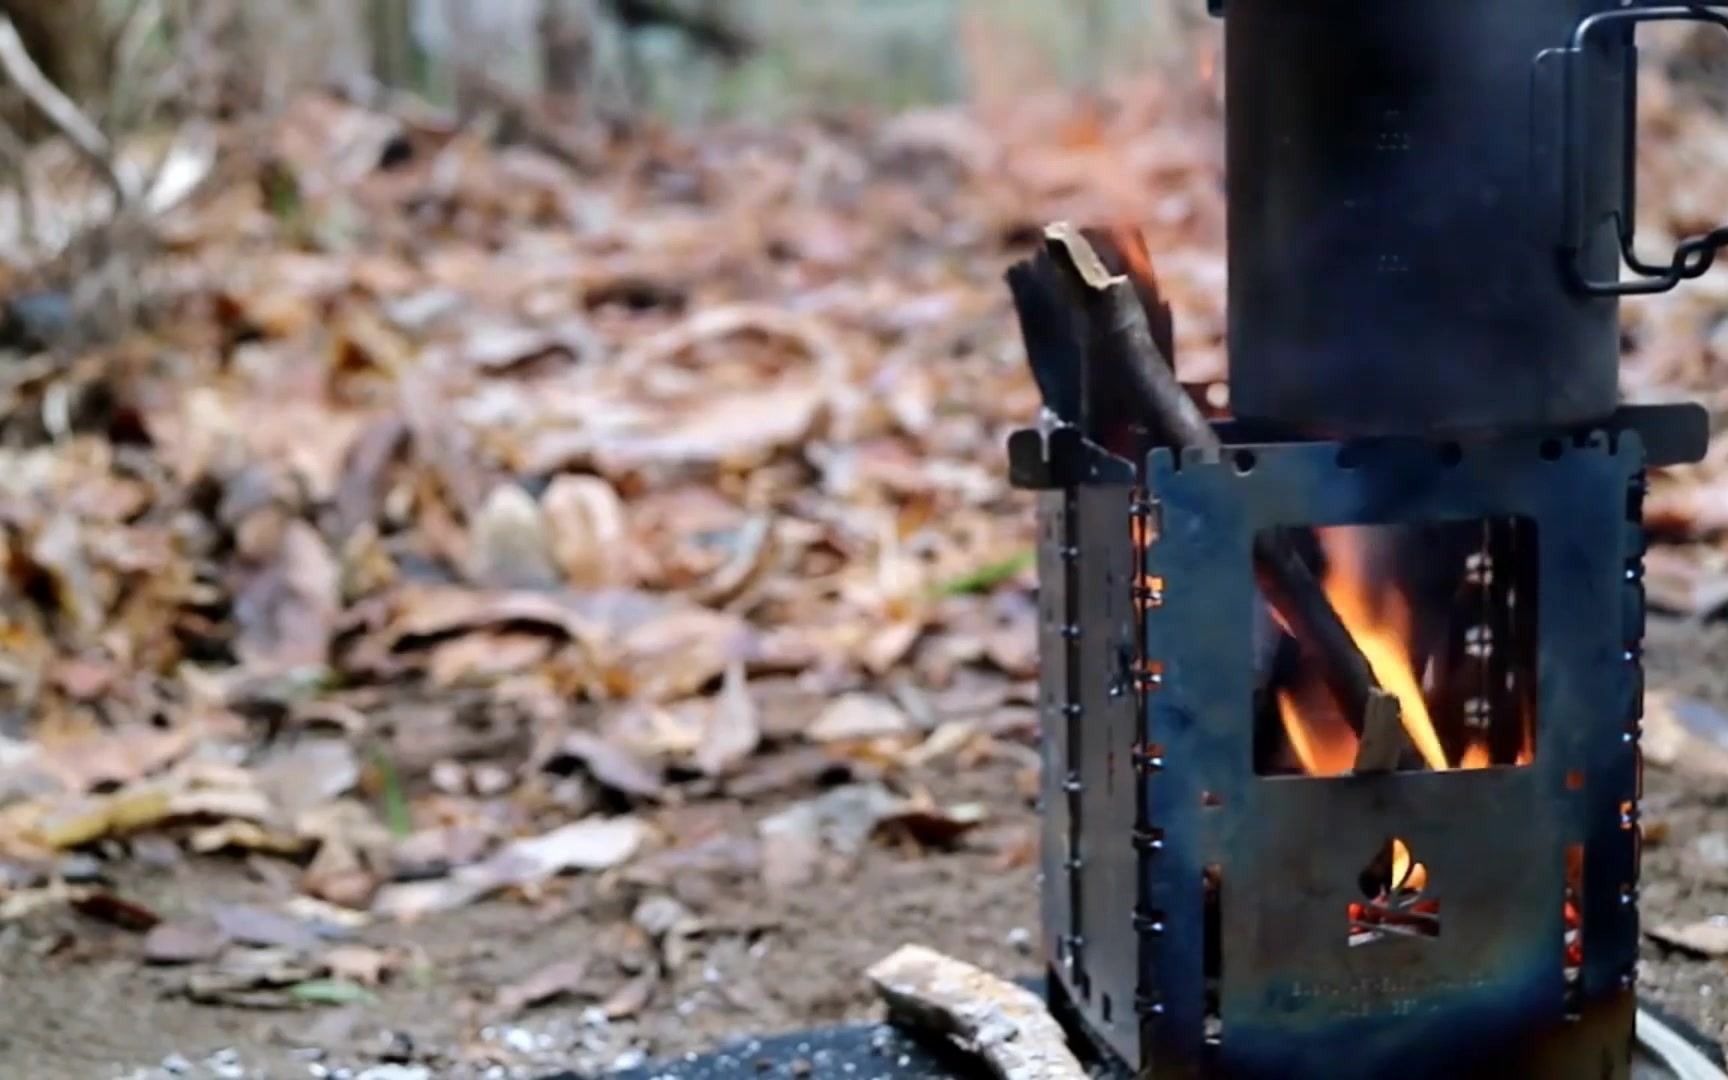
[1561,4,1728,296]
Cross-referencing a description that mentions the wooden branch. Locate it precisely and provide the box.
[867,945,1085,1080]
[1251,532,1395,754]
[1046,222,1214,450]
[0,15,132,207]
[1030,223,1407,764]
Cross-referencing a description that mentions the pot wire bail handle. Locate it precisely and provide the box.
[1560,3,1728,296]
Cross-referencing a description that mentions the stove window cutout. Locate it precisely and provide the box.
[1253,517,1538,777]
[1349,837,1440,946]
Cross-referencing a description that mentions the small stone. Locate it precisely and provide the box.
[1695,832,1728,868]
[609,1050,647,1071]
[632,894,691,938]
[205,1047,245,1080]
[378,1031,415,1064]
[55,852,106,883]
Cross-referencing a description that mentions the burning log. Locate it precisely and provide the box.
[1012,224,1407,771]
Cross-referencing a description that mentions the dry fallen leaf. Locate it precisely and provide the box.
[614,607,748,703]
[807,694,912,743]
[757,783,903,892]
[72,890,162,932]
[234,520,342,672]
[321,943,395,986]
[468,484,558,589]
[493,957,592,1018]
[211,903,330,951]
[692,662,759,777]
[372,815,646,921]
[143,918,230,964]
[875,800,988,849]
[1643,691,1728,778]
[1646,918,1728,958]
[257,738,360,819]
[542,475,630,588]
[556,731,665,800]
[29,787,175,850]
[600,967,658,1020]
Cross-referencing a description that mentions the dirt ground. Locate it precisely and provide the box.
[1,616,1725,1079]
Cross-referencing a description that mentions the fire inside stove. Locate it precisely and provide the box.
[1252,520,1537,778]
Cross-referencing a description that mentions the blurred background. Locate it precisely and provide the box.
[0,3,1726,1078]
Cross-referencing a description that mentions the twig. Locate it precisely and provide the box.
[867,944,1085,1080]
[0,15,133,208]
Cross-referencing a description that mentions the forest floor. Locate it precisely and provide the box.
[1,617,1725,1079]
[0,67,1727,1080]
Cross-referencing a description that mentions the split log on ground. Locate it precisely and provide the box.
[1024,223,1404,767]
[1636,1008,1728,1080]
[866,944,1086,1080]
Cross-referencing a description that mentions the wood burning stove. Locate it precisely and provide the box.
[1009,3,1728,1077]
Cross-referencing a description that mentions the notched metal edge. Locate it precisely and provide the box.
[1009,426,1138,489]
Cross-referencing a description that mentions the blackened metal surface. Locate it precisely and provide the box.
[1071,483,1142,1063]
[1009,427,1137,491]
[1034,453,1139,1061]
[1609,403,1709,468]
[1204,403,1708,466]
[1132,431,1645,1078]
[1039,488,1081,999]
[1224,0,1628,434]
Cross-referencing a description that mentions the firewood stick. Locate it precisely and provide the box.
[1044,223,1215,449]
[1035,224,1406,768]
[0,16,133,208]
[867,944,1086,1080]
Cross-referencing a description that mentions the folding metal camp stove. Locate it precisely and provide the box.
[1009,2,1728,1077]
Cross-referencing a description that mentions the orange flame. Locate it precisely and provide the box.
[1276,527,1502,776]
[1276,680,1356,776]
[1107,225,1159,294]
[1318,528,1450,771]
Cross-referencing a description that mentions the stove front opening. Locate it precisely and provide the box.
[1252,517,1539,779]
